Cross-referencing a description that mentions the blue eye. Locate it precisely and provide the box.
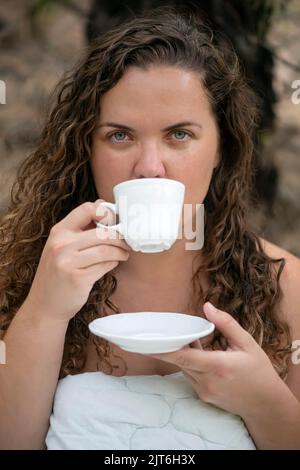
[172,131,189,141]
[108,130,191,143]
[110,131,128,142]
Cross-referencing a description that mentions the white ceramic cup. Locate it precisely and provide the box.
[96,178,185,253]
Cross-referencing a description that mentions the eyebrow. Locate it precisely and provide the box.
[97,121,202,131]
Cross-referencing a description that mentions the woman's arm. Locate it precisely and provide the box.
[242,245,300,449]
[242,380,300,449]
[0,201,131,449]
[260,239,300,397]
[0,300,68,450]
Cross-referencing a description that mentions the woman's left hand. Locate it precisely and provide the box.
[146,302,287,419]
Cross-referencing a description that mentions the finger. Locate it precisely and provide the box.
[75,244,129,269]
[189,339,203,349]
[203,302,254,350]
[74,227,131,252]
[182,369,199,388]
[181,369,213,403]
[182,367,207,383]
[81,200,116,231]
[84,259,120,278]
[147,348,226,373]
[56,200,115,232]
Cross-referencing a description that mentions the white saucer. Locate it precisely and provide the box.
[88,312,215,354]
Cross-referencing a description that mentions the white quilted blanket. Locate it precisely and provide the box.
[46,371,255,450]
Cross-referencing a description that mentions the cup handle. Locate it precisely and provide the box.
[96,201,124,235]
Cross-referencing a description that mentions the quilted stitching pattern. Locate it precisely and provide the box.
[46,371,255,450]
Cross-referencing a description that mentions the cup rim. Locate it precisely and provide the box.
[114,178,185,192]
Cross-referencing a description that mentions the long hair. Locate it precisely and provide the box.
[0,6,291,379]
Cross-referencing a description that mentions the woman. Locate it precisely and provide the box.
[0,6,299,450]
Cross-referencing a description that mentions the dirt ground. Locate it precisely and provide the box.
[0,0,299,255]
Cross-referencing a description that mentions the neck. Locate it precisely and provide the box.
[112,240,205,314]
[124,243,197,278]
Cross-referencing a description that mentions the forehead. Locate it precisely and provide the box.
[99,65,213,120]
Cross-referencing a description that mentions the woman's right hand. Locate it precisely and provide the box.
[24,200,130,322]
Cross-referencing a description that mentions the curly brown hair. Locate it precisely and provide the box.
[0,6,291,379]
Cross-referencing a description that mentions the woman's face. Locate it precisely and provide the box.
[91,65,219,205]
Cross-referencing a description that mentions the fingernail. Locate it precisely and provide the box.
[205,302,217,314]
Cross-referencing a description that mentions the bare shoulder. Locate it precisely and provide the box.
[259,237,300,395]
[259,237,300,328]
[259,236,300,265]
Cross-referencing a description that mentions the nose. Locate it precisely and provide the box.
[133,143,166,179]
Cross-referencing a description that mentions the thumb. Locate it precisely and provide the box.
[203,302,253,350]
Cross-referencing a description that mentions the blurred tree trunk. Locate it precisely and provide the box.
[86,0,289,210]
